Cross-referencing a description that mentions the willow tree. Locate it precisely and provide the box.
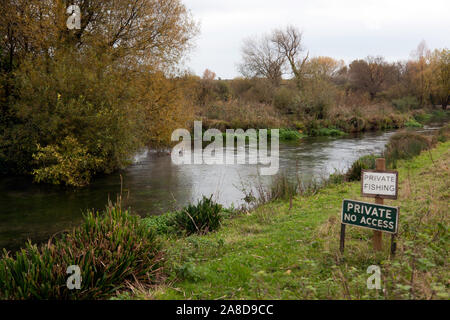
[0,0,198,185]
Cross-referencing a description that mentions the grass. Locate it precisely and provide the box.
[405,119,424,128]
[127,140,449,300]
[1,199,163,300]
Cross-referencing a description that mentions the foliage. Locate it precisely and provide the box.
[346,155,377,182]
[314,127,346,137]
[0,0,198,185]
[404,119,423,128]
[172,196,223,236]
[0,201,162,300]
[32,136,103,187]
[142,212,178,236]
[436,123,450,142]
[385,131,433,167]
[392,96,421,111]
[278,129,306,141]
[273,86,298,113]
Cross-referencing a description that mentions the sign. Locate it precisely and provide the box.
[341,199,399,234]
[361,170,398,200]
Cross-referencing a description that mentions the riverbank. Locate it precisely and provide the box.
[133,139,449,300]
[1,128,448,300]
[1,127,409,251]
[201,103,449,140]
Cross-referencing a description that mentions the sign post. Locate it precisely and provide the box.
[340,158,399,256]
[374,159,385,251]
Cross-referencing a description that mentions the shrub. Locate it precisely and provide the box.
[32,136,104,187]
[405,119,423,128]
[385,131,433,167]
[273,87,298,113]
[346,155,377,181]
[317,127,346,137]
[0,201,162,300]
[141,212,177,235]
[278,129,306,141]
[436,124,450,142]
[172,196,223,235]
[392,96,420,111]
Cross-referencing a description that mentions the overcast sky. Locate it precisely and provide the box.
[182,0,449,79]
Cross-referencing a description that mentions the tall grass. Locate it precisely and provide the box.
[0,199,162,300]
[384,131,434,168]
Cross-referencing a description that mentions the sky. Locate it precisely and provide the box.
[182,0,450,79]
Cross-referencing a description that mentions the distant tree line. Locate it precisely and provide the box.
[191,27,448,126]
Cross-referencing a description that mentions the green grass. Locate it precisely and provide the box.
[220,128,307,142]
[129,141,450,300]
[405,119,424,128]
[316,127,347,137]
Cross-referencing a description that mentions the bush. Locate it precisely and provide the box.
[142,212,178,235]
[346,155,377,181]
[317,127,347,137]
[278,129,306,141]
[405,119,423,128]
[0,201,162,300]
[385,131,433,167]
[273,87,298,113]
[32,136,104,187]
[172,196,223,235]
[436,124,450,142]
[392,96,420,111]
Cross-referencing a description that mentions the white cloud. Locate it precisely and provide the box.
[183,0,450,79]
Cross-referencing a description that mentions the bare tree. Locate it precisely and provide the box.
[271,25,309,89]
[238,35,285,86]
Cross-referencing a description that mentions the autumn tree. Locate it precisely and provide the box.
[427,48,449,109]
[0,0,198,185]
[304,56,345,81]
[348,56,394,100]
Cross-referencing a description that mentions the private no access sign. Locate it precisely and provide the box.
[361,170,398,200]
[342,199,399,234]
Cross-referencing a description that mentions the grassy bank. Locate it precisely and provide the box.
[135,140,449,300]
[202,103,448,141]
[1,129,448,300]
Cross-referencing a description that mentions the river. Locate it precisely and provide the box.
[0,126,440,251]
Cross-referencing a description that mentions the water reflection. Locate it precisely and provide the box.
[0,126,439,250]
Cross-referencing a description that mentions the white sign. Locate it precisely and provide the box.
[361,170,398,199]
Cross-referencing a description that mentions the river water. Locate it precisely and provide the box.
[0,126,439,251]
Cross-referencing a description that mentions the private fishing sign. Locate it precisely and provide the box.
[361,170,398,200]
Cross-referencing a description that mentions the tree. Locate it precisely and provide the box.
[271,25,309,89]
[0,0,198,184]
[428,49,449,109]
[304,56,345,81]
[410,41,431,105]
[348,56,393,100]
[202,69,216,81]
[238,35,285,87]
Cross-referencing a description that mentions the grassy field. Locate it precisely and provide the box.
[131,141,449,300]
